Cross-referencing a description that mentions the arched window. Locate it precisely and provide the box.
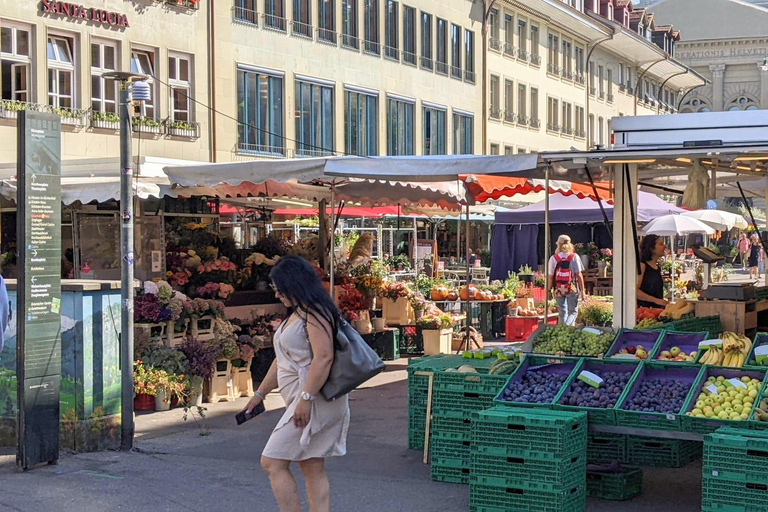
[681,98,711,113]
[726,95,758,111]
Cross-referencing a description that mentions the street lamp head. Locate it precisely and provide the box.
[101,71,148,82]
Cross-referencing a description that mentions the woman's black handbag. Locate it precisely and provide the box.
[320,320,386,401]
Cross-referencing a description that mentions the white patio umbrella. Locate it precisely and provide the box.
[681,209,748,231]
[642,215,715,302]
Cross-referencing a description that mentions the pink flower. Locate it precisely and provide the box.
[197,265,205,272]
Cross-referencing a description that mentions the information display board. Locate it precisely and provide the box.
[16,111,62,470]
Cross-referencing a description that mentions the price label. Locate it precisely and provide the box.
[578,370,603,389]
[698,339,723,351]
[705,384,718,395]
[755,345,768,365]
[728,378,747,389]
[665,414,676,421]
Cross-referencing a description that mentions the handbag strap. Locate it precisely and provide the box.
[299,311,341,352]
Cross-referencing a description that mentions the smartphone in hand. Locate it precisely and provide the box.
[236,402,266,425]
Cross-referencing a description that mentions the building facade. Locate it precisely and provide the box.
[648,0,768,113]
[485,0,700,155]
[0,0,210,164]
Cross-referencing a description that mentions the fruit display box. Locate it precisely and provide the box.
[703,428,768,486]
[746,332,768,367]
[586,467,643,501]
[469,482,586,512]
[431,456,471,484]
[605,328,663,359]
[554,359,643,426]
[587,432,628,464]
[615,361,701,431]
[470,407,587,458]
[748,380,768,430]
[663,315,723,338]
[652,331,708,363]
[494,355,582,409]
[626,436,702,468]
[701,475,768,512]
[471,444,586,490]
[681,367,768,435]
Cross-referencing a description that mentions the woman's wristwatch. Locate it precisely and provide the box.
[301,391,317,401]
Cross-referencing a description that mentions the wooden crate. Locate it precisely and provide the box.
[694,299,756,335]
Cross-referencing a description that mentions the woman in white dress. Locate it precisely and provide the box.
[244,256,350,512]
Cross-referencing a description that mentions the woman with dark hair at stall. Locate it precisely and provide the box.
[637,234,669,309]
[244,256,349,512]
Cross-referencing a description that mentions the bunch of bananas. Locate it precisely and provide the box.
[700,332,753,367]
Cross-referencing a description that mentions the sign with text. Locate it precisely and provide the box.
[16,111,62,470]
[40,1,130,28]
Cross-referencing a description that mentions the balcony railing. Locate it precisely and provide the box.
[464,70,475,83]
[435,61,448,75]
[607,93,614,103]
[165,0,199,10]
[263,13,287,31]
[530,118,541,129]
[237,142,287,158]
[165,119,200,139]
[576,130,586,139]
[489,38,503,51]
[504,43,515,57]
[317,28,337,45]
[403,51,417,66]
[530,53,541,66]
[489,107,502,120]
[384,46,400,61]
[451,66,462,79]
[364,39,380,55]
[599,92,605,100]
[233,6,258,25]
[562,70,573,81]
[589,87,596,96]
[561,126,573,135]
[619,83,626,92]
[420,56,433,70]
[296,147,334,158]
[503,111,515,123]
[517,48,528,61]
[547,123,561,132]
[627,85,635,95]
[575,74,585,85]
[342,34,360,50]
[90,111,120,130]
[517,114,528,126]
[292,20,313,38]
[0,100,89,127]
[547,64,560,75]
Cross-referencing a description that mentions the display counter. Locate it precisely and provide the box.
[0,280,122,451]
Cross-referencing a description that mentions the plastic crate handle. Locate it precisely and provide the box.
[746,449,768,459]
[506,423,527,431]
[586,474,605,482]
[643,442,663,448]
[504,488,525,495]
[746,482,768,491]
[506,457,526,464]
[464,392,480,399]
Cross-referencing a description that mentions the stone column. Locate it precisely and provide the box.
[710,64,726,111]
[760,62,768,109]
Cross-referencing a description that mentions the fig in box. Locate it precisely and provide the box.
[494,355,581,407]
[615,362,700,431]
[556,359,641,426]
[606,328,663,360]
[652,331,707,363]
[682,366,767,434]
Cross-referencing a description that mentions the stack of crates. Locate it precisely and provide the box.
[406,355,459,450]
[702,427,768,511]
[428,359,507,484]
[587,432,628,464]
[586,467,643,501]
[626,436,702,468]
[469,407,588,512]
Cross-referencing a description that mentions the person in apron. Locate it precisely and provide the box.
[244,256,349,512]
[637,234,668,309]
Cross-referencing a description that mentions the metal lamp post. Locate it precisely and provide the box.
[102,71,149,451]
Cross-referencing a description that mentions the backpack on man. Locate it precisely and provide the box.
[554,253,576,296]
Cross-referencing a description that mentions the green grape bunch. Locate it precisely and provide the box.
[532,325,614,357]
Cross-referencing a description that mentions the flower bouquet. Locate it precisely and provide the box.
[416,313,455,331]
[338,284,366,322]
[380,281,413,302]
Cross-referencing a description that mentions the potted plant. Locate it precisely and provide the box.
[133,360,158,411]
[574,243,589,269]
[597,248,613,277]
[417,313,455,355]
[167,119,198,138]
[338,285,371,334]
[379,280,414,326]
[576,300,614,327]
[409,291,429,322]
[179,337,217,406]
[91,110,120,129]
[1,99,27,119]
[134,291,173,343]
[141,344,190,409]
[132,115,162,134]
[518,265,535,284]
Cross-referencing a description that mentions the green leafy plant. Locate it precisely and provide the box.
[518,265,534,276]
[133,116,161,129]
[385,254,412,271]
[142,345,189,376]
[1,100,27,112]
[168,119,197,131]
[416,313,454,330]
[501,271,520,299]
[92,110,120,123]
[576,300,613,326]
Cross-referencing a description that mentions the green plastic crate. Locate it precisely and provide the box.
[431,389,498,415]
[586,467,643,501]
[431,435,471,463]
[614,361,701,431]
[626,436,702,468]
[680,366,767,435]
[665,315,723,338]
[493,354,582,409]
[554,358,642,426]
[469,482,586,512]
[702,475,768,512]
[587,432,628,464]
[471,444,585,489]
[470,407,587,458]
[433,368,508,396]
[703,430,768,485]
[605,328,664,358]
[431,408,474,441]
[431,456,471,484]
[746,332,768,367]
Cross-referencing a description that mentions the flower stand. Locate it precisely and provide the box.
[191,315,215,339]
[188,377,204,406]
[422,328,453,355]
[165,319,189,348]
[135,322,166,344]
[204,359,236,403]
[232,360,254,398]
[381,297,414,325]
[154,389,171,411]
[133,393,155,411]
